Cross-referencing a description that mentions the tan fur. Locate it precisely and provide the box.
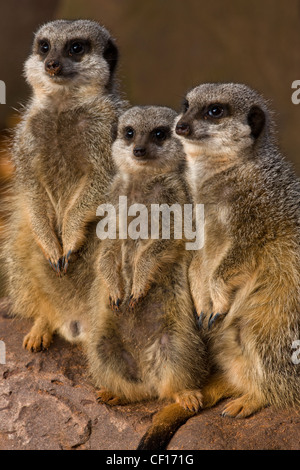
[3,20,127,350]
[86,106,208,409]
[176,83,300,417]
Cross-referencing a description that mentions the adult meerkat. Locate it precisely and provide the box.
[5,20,126,351]
[175,83,300,418]
[87,106,208,445]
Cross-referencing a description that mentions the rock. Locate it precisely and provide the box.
[168,403,300,450]
[0,298,299,450]
[0,298,160,450]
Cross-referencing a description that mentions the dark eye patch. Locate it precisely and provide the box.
[38,39,50,55]
[124,126,135,140]
[150,126,170,143]
[64,39,91,59]
[69,42,84,55]
[207,104,225,118]
[200,103,231,121]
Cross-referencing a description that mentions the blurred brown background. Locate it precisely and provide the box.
[0,0,299,294]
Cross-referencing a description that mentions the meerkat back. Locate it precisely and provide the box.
[4,19,127,351]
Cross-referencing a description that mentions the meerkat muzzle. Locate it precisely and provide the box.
[175,121,192,137]
[45,60,62,76]
[133,146,147,158]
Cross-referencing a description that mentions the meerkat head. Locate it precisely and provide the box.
[175,83,271,168]
[24,19,119,96]
[112,106,185,177]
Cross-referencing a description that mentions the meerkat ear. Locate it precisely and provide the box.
[247,106,266,139]
[103,38,119,76]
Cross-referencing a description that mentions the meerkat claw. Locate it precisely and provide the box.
[128,295,140,310]
[49,258,63,276]
[198,311,205,328]
[48,256,69,277]
[208,312,227,330]
[62,250,72,273]
[109,296,122,311]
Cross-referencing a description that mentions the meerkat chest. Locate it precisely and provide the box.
[29,109,97,202]
[30,109,98,163]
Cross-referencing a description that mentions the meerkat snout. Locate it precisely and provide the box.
[175,121,192,137]
[133,146,147,158]
[45,59,62,76]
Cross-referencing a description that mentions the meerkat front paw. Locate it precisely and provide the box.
[97,389,127,406]
[221,394,265,419]
[128,294,141,310]
[128,293,145,310]
[109,295,123,312]
[48,254,70,277]
[61,250,72,274]
[107,285,124,312]
[23,318,54,352]
[197,311,228,330]
[128,284,151,310]
[43,245,64,276]
[174,389,203,413]
[23,328,53,352]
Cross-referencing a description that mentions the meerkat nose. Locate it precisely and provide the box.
[175,122,191,137]
[45,60,62,75]
[133,146,147,158]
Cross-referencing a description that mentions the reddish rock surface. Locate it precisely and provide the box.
[0,298,299,450]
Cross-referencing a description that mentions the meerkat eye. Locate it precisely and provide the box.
[124,127,135,140]
[206,104,225,119]
[152,127,169,142]
[182,99,189,113]
[69,42,85,56]
[39,40,50,54]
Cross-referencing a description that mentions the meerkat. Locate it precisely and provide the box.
[175,82,300,418]
[86,106,208,446]
[4,20,127,351]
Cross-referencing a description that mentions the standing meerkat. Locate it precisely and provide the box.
[4,20,127,351]
[175,82,300,417]
[87,106,208,445]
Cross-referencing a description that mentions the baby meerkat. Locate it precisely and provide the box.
[175,83,300,418]
[5,20,127,351]
[87,106,208,432]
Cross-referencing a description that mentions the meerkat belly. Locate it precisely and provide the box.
[97,283,176,390]
[118,290,167,359]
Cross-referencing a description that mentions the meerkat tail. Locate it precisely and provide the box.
[136,403,195,451]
